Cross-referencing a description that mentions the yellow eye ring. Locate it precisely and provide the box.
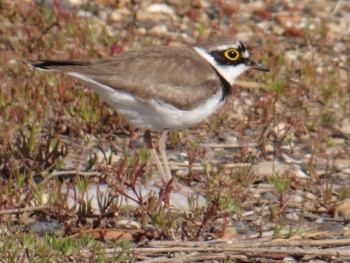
[224,49,239,61]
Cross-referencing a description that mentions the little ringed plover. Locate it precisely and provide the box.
[27,35,269,186]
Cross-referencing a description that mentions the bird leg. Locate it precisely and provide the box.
[144,130,168,184]
[158,129,172,183]
[145,130,200,197]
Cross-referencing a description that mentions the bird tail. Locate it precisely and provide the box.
[25,59,91,71]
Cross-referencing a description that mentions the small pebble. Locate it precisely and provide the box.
[286,212,299,221]
[24,222,64,236]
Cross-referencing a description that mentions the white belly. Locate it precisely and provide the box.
[68,72,225,131]
[115,91,225,131]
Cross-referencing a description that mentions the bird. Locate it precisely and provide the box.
[26,35,269,187]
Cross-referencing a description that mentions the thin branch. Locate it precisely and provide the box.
[0,205,49,215]
[39,170,101,185]
[147,238,350,249]
[134,246,350,257]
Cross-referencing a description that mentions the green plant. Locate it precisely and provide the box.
[269,172,291,205]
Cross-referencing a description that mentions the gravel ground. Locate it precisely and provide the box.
[1,0,350,262]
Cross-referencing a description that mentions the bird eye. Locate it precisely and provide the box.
[224,49,239,61]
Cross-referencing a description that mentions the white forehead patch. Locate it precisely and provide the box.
[214,40,241,51]
[214,45,238,51]
[242,49,250,58]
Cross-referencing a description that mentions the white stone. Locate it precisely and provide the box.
[146,4,175,15]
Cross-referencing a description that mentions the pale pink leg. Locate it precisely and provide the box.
[144,130,168,184]
[158,129,172,183]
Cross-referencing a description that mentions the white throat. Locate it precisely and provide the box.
[193,47,248,86]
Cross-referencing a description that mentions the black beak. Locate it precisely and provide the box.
[245,59,269,72]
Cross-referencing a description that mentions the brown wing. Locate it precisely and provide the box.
[27,46,222,110]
